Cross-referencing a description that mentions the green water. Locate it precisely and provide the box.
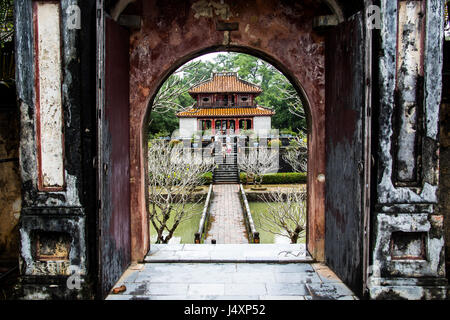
[149,203,204,244]
[248,202,306,244]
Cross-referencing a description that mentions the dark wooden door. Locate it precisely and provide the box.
[97,2,131,298]
[325,12,369,297]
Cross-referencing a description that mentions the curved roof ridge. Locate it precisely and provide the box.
[188,72,262,94]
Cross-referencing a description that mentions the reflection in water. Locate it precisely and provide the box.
[149,203,203,244]
[249,202,306,244]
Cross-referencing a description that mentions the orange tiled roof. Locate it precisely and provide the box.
[177,106,274,118]
[188,72,262,94]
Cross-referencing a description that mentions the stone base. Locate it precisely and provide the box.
[18,275,94,300]
[368,277,448,300]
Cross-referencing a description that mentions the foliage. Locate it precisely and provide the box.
[148,52,307,137]
[268,139,281,148]
[0,0,14,89]
[240,172,306,184]
[201,172,213,185]
[168,139,182,147]
[0,0,14,48]
[280,128,298,136]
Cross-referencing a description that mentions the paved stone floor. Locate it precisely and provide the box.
[205,184,248,244]
[106,261,358,300]
[108,244,356,300]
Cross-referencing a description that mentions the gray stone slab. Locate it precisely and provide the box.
[266,283,309,296]
[141,262,237,275]
[174,250,212,261]
[231,272,276,283]
[225,283,267,296]
[306,283,355,299]
[182,295,260,300]
[337,296,357,300]
[151,244,185,251]
[260,296,306,300]
[105,260,355,300]
[274,272,322,284]
[182,244,215,251]
[145,244,311,263]
[178,272,234,284]
[105,295,136,300]
[147,283,189,296]
[144,250,178,262]
[210,250,246,262]
[271,263,315,273]
[188,284,225,296]
[115,269,140,284]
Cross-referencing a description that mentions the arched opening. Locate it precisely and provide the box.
[99,0,371,298]
[144,51,311,246]
[137,45,323,258]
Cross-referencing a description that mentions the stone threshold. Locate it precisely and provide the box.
[144,244,313,263]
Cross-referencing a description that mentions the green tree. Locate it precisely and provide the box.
[0,0,14,47]
[1,0,14,89]
[148,52,307,137]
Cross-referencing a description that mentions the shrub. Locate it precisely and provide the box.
[201,172,213,185]
[240,172,307,184]
[280,129,297,137]
[169,139,182,147]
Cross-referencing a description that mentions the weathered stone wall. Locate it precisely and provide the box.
[15,0,96,299]
[368,0,448,299]
[0,105,21,264]
[440,40,450,279]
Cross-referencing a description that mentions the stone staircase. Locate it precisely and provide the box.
[213,136,239,184]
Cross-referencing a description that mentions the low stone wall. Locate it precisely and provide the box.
[238,184,259,243]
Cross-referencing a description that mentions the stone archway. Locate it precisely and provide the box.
[126,0,331,263]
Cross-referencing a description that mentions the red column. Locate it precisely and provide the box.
[235,119,239,134]
[212,118,215,135]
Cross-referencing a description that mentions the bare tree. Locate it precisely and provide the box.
[151,61,208,115]
[147,140,214,243]
[273,79,306,121]
[282,131,308,173]
[238,146,279,188]
[256,188,307,244]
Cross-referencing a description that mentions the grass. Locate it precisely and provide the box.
[149,203,204,244]
[248,202,306,244]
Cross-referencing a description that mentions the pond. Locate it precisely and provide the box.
[149,203,203,244]
[248,202,306,244]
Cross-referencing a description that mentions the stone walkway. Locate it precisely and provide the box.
[205,184,248,244]
[106,261,357,300]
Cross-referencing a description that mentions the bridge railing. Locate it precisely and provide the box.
[239,184,260,243]
[194,184,214,244]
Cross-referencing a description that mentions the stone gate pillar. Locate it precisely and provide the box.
[15,0,95,299]
[368,0,448,299]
